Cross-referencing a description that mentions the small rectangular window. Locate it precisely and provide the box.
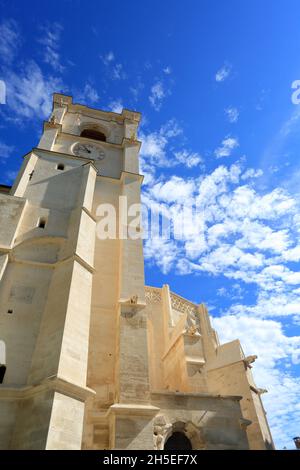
[0,365,6,383]
[37,218,46,229]
[7,309,13,314]
[56,163,65,171]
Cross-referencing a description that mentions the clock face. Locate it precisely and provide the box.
[73,143,105,160]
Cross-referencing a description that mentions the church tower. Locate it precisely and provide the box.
[0,94,274,450]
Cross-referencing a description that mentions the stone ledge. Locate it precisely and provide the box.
[151,390,243,401]
[108,403,160,417]
[0,375,96,402]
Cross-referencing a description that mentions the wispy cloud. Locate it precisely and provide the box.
[0,141,14,161]
[101,51,114,65]
[140,119,182,166]
[241,168,263,180]
[149,81,168,111]
[101,51,126,80]
[112,63,126,80]
[214,136,239,158]
[0,19,20,64]
[108,99,123,113]
[163,66,172,75]
[5,61,63,119]
[215,63,232,82]
[5,169,17,182]
[75,83,99,105]
[130,79,144,101]
[174,149,204,168]
[38,23,64,72]
[225,106,239,123]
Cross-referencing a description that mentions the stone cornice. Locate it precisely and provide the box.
[107,403,160,417]
[0,375,96,402]
[151,390,243,402]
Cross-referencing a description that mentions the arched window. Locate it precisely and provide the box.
[80,129,106,142]
[164,432,192,450]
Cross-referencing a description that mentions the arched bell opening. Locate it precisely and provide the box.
[164,431,193,450]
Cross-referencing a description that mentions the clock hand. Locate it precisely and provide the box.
[82,145,91,153]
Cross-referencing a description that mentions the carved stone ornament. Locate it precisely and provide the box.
[153,415,172,450]
[49,114,57,125]
[58,97,68,107]
[243,355,257,368]
[183,312,201,336]
[145,288,161,304]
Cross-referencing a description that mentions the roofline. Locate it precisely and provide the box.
[52,92,142,122]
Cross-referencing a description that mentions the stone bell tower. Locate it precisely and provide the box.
[0,93,274,450]
[0,93,147,449]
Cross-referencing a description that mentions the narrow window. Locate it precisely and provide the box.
[37,218,46,229]
[0,365,6,384]
[7,309,13,314]
[56,163,65,170]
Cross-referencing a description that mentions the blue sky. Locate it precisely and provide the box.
[1,0,300,449]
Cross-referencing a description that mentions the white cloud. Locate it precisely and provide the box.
[108,99,123,113]
[227,291,300,319]
[0,20,65,124]
[38,23,64,72]
[174,149,204,168]
[212,314,300,449]
[225,106,239,123]
[144,238,180,274]
[130,79,144,101]
[5,61,63,119]
[214,136,239,158]
[143,159,300,298]
[140,130,300,451]
[241,168,263,180]
[101,51,114,65]
[0,19,20,64]
[215,63,232,82]
[149,81,167,111]
[150,176,196,204]
[217,287,227,297]
[112,63,126,80]
[101,51,126,80]
[140,119,182,167]
[163,66,172,75]
[76,83,99,104]
[0,141,14,161]
[5,170,17,182]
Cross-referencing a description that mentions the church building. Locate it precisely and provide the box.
[0,94,274,450]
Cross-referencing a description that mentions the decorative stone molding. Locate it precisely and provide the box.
[153,415,172,450]
[170,292,197,316]
[183,313,201,336]
[145,287,161,304]
[153,416,206,450]
[243,355,257,368]
[119,295,146,318]
[239,417,252,430]
[170,292,201,335]
[0,375,96,402]
[250,385,268,395]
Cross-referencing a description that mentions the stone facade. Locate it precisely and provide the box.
[0,94,274,450]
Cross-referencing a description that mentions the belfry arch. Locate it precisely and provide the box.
[164,432,192,450]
